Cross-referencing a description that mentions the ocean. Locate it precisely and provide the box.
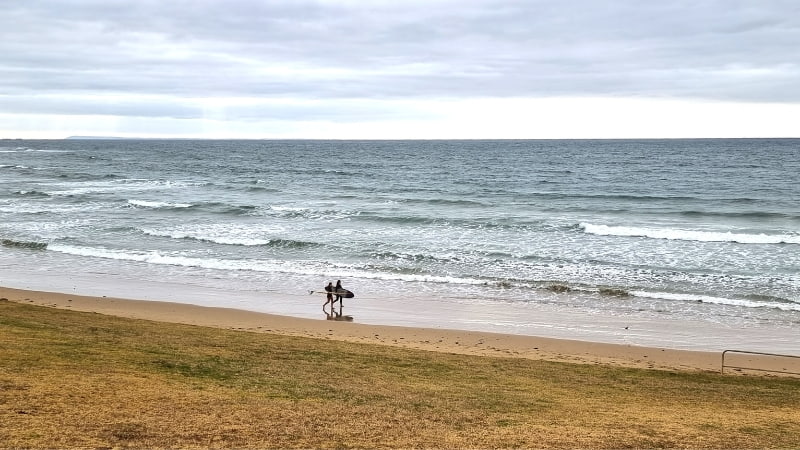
[2,139,798,352]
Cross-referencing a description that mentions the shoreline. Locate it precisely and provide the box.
[5,259,799,355]
[1,285,776,374]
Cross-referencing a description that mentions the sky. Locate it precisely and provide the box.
[2,0,800,139]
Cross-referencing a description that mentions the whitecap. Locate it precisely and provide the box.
[141,227,273,246]
[128,199,192,208]
[580,223,800,245]
[632,290,800,312]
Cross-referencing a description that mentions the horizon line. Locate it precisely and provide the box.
[3,136,799,141]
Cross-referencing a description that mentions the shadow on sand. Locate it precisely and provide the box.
[323,303,354,322]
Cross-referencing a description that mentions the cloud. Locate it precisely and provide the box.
[1,0,799,137]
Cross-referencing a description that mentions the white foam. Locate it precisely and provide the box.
[46,243,491,286]
[320,265,490,286]
[269,205,305,212]
[0,202,107,215]
[48,244,272,271]
[581,223,800,244]
[47,179,192,196]
[265,204,355,220]
[128,199,192,208]
[141,228,273,246]
[140,223,286,246]
[632,290,800,312]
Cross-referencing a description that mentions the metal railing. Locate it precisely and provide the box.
[721,350,800,375]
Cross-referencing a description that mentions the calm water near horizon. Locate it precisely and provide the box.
[2,139,799,352]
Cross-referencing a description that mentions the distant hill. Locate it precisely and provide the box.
[66,136,130,140]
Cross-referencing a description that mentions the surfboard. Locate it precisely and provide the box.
[336,289,355,299]
[310,289,355,299]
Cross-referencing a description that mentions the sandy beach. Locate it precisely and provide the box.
[5,285,798,376]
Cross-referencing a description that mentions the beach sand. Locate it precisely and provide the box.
[3,286,798,375]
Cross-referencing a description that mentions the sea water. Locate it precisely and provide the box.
[1,139,798,352]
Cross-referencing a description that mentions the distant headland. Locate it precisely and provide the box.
[66,136,138,140]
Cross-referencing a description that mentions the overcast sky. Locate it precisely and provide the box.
[2,0,799,139]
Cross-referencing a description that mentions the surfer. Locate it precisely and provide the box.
[323,281,334,308]
[334,280,344,306]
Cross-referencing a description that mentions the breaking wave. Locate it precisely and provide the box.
[632,290,800,312]
[128,199,193,209]
[580,223,800,244]
[44,244,488,285]
[139,227,319,248]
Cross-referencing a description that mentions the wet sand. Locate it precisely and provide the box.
[3,286,799,375]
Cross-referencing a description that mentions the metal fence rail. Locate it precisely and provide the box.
[721,350,800,375]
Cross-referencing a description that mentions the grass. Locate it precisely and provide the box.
[1,299,800,448]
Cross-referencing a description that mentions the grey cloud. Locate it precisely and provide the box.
[2,0,799,109]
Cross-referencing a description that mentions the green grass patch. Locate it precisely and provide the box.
[2,300,800,448]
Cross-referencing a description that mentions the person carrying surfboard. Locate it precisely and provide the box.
[334,280,344,306]
[323,281,334,307]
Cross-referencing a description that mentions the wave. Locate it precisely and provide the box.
[128,199,193,209]
[259,204,542,230]
[13,190,50,198]
[0,201,109,215]
[264,205,355,221]
[366,251,458,264]
[139,227,319,248]
[57,172,124,182]
[680,210,799,221]
[580,223,800,244]
[126,200,268,217]
[47,244,271,271]
[246,185,279,193]
[529,192,704,203]
[401,197,490,208]
[165,202,262,216]
[45,179,195,196]
[297,168,354,178]
[512,279,800,312]
[632,290,800,312]
[0,164,33,170]
[1,238,48,250]
[322,267,490,286]
[45,244,491,285]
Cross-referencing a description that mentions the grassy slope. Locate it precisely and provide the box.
[1,300,799,448]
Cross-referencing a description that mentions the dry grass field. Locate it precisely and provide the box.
[2,299,799,448]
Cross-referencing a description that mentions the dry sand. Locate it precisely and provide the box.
[3,286,798,375]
